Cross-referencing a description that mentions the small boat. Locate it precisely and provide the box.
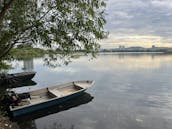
[8,80,94,117]
[0,72,36,85]
[12,92,94,121]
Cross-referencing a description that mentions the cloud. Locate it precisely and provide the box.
[111,11,133,20]
[151,0,172,9]
[103,0,172,47]
[100,33,172,48]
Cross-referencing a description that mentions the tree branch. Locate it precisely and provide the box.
[0,0,15,24]
[0,43,14,59]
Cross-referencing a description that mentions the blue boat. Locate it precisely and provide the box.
[9,80,94,117]
[12,92,94,121]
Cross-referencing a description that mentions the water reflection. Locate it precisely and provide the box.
[8,54,172,129]
[15,93,93,129]
[22,59,34,72]
[9,53,172,74]
[3,80,37,88]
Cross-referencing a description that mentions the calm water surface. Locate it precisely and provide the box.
[9,54,172,129]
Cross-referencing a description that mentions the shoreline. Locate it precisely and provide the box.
[99,51,165,54]
[0,115,19,129]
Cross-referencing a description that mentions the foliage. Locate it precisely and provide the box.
[0,61,11,70]
[11,47,47,60]
[0,0,107,60]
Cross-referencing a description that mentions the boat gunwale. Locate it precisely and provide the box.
[8,71,36,77]
[9,80,94,111]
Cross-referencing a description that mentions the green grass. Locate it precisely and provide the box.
[11,47,48,60]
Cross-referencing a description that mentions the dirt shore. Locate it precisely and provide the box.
[0,115,19,129]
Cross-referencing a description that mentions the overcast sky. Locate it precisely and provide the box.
[101,0,172,48]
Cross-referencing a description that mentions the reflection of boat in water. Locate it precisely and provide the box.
[2,80,37,88]
[13,92,94,122]
[0,72,36,85]
[9,80,94,117]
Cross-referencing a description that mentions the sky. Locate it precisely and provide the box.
[100,0,172,48]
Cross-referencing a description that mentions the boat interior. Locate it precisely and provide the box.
[11,83,84,109]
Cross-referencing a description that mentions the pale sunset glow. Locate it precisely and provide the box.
[100,34,172,48]
[101,0,172,48]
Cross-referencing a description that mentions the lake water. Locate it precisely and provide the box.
[8,53,172,129]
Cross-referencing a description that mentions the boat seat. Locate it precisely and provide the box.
[18,98,31,106]
[48,89,63,98]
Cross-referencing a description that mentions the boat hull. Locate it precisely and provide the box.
[11,89,85,117]
[0,72,36,85]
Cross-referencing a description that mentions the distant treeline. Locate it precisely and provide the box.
[100,48,172,53]
[11,47,48,60]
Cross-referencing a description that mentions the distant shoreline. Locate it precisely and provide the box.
[99,51,165,54]
[100,46,172,54]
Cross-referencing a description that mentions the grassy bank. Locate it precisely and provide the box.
[11,47,48,60]
[11,47,82,60]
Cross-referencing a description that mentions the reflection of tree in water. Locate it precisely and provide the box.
[44,123,75,129]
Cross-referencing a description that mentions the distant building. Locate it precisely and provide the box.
[152,45,155,48]
[119,45,125,50]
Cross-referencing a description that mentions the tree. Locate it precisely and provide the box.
[0,0,107,60]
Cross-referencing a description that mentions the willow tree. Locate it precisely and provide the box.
[0,0,107,61]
